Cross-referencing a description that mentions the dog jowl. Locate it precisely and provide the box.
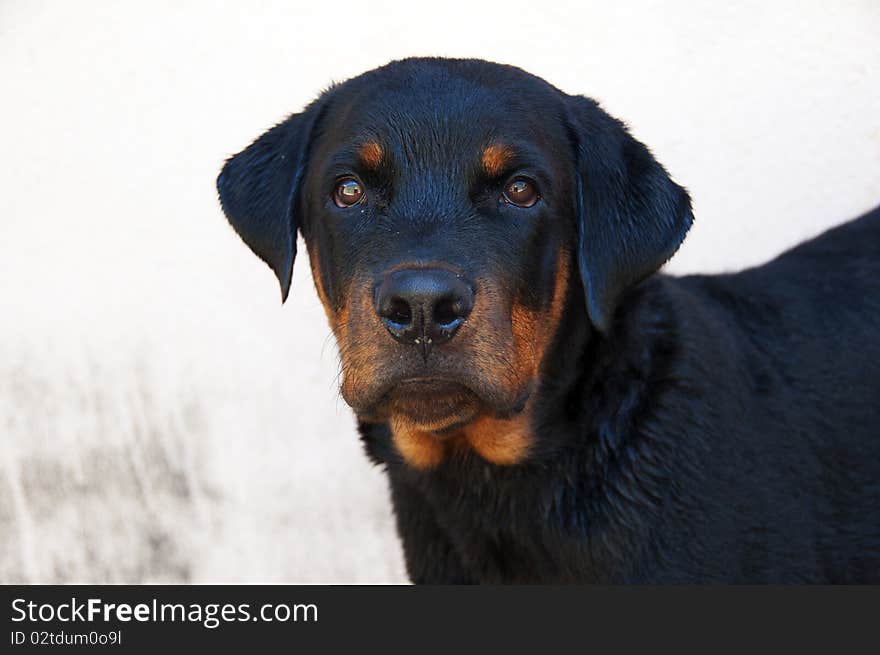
[217,58,692,472]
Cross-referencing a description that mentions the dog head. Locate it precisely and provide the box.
[217,58,692,468]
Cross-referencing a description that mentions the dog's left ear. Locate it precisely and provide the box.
[565,95,693,332]
[216,99,326,302]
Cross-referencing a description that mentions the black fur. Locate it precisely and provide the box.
[218,102,325,300]
[218,58,880,583]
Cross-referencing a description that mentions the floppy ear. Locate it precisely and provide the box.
[566,95,693,332]
[216,101,325,301]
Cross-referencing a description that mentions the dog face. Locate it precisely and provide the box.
[218,58,692,468]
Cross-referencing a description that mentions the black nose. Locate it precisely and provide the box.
[374,268,474,351]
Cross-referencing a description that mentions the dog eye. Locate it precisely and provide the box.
[502,177,539,208]
[334,177,365,207]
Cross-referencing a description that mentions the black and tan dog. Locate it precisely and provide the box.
[217,58,880,583]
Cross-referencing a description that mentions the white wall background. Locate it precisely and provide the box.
[1,0,878,583]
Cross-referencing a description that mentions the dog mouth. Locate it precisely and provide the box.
[374,378,483,433]
[340,348,533,430]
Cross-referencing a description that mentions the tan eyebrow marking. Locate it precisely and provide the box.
[358,141,384,170]
[481,143,515,176]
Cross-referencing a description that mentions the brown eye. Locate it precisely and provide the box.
[502,177,539,207]
[334,177,364,207]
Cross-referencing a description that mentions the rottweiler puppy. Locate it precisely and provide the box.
[217,58,880,583]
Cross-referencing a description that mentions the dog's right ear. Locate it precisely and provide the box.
[216,100,326,301]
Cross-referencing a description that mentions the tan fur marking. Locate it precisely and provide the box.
[461,408,533,465]
[510,249,570,383]
[339,283,388,405]
[482,144,514,177]
[464,249,569,466]
[308,252,337,328]
[358,141,384,170]
[389,415,447,470]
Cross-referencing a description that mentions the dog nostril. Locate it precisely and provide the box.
[432,297,462,327]
[386,298,413,326]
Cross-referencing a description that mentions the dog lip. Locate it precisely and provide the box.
[365,375,475,404]
[347,372,529,420]
[387,376,477,406]
[373,376,482,428]
[393,376,468,391]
